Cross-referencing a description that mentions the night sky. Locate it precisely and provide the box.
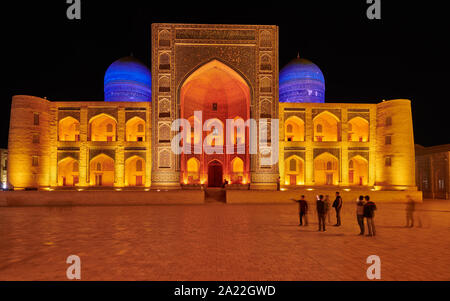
[2,0,448,148]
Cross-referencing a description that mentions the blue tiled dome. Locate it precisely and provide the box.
[104,56,151,102]
[279,57,325,103]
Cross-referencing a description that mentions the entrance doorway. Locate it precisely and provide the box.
[290,175,296,186]
[326,173,333,185]
[208,160,223,187]
[95,174,103,186]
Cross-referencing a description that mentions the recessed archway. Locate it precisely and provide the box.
[349,155,368,186]
[126,116,146,142]
[59,116,80,141]
[89,153,115,186]
[313,111,340,142]
[89,114,117,142]
[284,155,305,185]
[285,116,305,141]
[230,156,244,183]
[125,155,145,186]
[179,59,251,185]
[186,157,201,184]
[314,152,339,185]
[348,117,369,142]
[57,157,79,186]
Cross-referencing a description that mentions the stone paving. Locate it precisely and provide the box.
[0,199,449,281]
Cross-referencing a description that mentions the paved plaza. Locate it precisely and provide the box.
[0,199,449,281]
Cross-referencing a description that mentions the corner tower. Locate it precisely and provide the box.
[8,95,51,189]
[376,99,416,190]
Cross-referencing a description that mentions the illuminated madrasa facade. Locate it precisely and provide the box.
[7,23,417,194]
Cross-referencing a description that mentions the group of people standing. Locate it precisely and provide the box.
[293,192,377,236]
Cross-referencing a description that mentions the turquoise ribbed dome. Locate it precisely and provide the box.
[104,56,151,102]
[279,57,325,103]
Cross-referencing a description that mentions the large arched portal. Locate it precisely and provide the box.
[180,59,251,186]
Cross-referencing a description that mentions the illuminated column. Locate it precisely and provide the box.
[146,104,152,187]
[115,107,125,187]
[79,106,88,186]
[49,104,58,186]
[368,105,377,186]
[305,107,314,185]
[278,106,285,185]
[341,108,349,186]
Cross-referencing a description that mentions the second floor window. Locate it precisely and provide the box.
[385,156,392,167]
[32,156,39,167]
[385,135,392,145]
[33,113,40,125]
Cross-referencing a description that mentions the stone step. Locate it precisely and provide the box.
[204,188,226,203]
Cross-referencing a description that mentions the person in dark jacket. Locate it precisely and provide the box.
[292,195,308,226]
[356,195,365,235]
[332,192,343,226]
[405,195,415,227]
[316,195,326,231]
[363,195,377,236]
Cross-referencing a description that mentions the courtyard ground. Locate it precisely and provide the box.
[0,199,449,281]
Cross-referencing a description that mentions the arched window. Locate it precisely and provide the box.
[106,123,113,132]
[349,160,354,169]
[290,158,297,171]
[159,76,170,92]
[386,116,392,126]
[96,162,102,171]
[348,123,353,132]
[260,30,271,48]
[136,159,142,172]
[286,124,293,133]
[326,161,332,170]
[260,54,271,71]
[159,53,170,70]
[137,123,144,133]
[159,30,171,47]
[73,161,79,172]
[316,124,323,133]
[260,77,271,93]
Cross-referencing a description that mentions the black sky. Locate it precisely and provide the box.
[2,0,449,148]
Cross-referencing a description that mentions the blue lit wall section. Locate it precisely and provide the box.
[104,56,152,102]
[279,58,325,103]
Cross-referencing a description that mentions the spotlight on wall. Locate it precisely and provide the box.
[343,188,351,192]
[306,188,314,191]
